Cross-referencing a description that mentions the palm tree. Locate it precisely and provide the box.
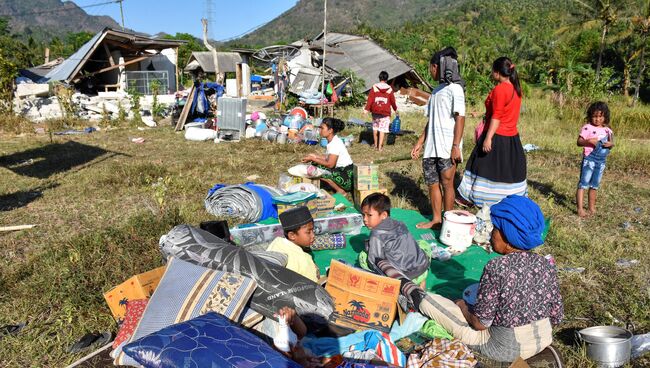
[631,0,650,103]
[568,0,624,78]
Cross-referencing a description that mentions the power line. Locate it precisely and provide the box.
[0,0,121,18]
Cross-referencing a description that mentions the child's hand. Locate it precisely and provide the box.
[277,307,297,324]
[588,138,599,146]
[603,141,614,148]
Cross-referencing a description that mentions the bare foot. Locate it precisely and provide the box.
[577,209,587,218]
[588,209,596,217]
[416,220,442,230]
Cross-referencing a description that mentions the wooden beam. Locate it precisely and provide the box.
[175,85,196,131]
[235,63,242,97]
[103,43,115,66]
[73,55,151,82]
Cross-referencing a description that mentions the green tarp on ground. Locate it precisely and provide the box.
[260,193,500,300]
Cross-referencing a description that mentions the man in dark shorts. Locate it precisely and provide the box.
[411,47,466,229]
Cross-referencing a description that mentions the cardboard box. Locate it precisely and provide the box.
[276,200,318,217]
[312,190,336,218]
[104,266,166,323]
[325,259,400,332]
[353,164,380,191]
[290,175,321,188]
[354,188,388,210]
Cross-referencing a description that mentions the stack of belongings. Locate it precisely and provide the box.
[105,224,335,367]
[229,212,363,247]
[353,164,387,210]
[204,182,283,223]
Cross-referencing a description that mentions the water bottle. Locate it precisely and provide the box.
[390,116,401,134]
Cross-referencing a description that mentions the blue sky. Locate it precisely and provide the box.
[70,0,297,40]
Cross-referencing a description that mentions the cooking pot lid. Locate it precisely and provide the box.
[444,210,477,224]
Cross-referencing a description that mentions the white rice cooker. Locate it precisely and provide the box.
[440,210,477,253]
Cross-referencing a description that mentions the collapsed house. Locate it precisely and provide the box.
[287,32,430,95]
[15,28,186,122]
[25,27,185,94]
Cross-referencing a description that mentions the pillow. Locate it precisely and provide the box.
[113,258,257,366]
[123,312,302,368]
[112,299,148,349]
[159,225,334,328]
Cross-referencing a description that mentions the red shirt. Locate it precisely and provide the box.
[485,82,521,136]
[365,82,397,117]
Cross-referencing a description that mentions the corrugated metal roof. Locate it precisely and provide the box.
[184,52,243,73]
[40,31,104,83]
[312,32,426,91]
[40,28,186,84]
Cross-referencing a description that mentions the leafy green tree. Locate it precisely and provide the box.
[163,33,206,70]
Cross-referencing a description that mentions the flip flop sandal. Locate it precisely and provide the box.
[68,331,112,354]
[0,322,27,339]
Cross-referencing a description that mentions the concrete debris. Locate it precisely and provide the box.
[14,92,175,124]
[395,89,426,114]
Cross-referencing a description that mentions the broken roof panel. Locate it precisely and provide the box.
[184,52,243,74]
[312,32,429,92]
[41,31,104,83]
[40,28,185,84]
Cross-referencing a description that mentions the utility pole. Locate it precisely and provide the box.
[118,0,125,31]
[320,0,327,119]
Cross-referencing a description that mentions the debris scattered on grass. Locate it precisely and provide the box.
[0,225,37,232]
[616,259,640,268]
[131,137,145,144]
[560,267,586,273]
[523,143,541,152]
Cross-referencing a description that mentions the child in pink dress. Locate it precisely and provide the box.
[576,101,614,217]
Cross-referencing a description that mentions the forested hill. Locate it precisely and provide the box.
[0,0,120,40]
[233,0,457,47]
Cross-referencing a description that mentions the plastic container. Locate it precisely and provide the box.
[440,210,477,252]
[390,116,401,134]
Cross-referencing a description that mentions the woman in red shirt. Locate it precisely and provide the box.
[458,57,527,206]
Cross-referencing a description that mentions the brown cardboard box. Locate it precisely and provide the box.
[325,259,400,332]
[354,188,388,210]
[104,266,166,322]
[353,164,379,191]
[312,190,336,218]
[276,200,318,217]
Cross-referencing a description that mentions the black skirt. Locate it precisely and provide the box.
[465,134,527,183]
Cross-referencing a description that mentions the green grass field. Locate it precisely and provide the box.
[0,93,649,367]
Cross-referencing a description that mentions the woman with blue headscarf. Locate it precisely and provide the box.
[377,196,563,362]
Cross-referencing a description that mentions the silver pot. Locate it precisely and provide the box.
[578,326,632,368]
[276,132,287,144]
[266,130,279,142]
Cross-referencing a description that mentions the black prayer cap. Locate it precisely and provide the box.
[279,206,313,231]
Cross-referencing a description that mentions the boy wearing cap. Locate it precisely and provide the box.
[267,206,320,282]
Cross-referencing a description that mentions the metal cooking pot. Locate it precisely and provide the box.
[276,132,287,144]
[578,326,632,368]
[266,130,279,142]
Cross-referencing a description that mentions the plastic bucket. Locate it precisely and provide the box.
[440,210,476,251]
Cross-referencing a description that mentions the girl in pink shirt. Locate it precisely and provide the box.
[576,101,614,217]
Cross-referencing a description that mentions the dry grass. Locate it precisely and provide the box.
[0,94,649,367]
